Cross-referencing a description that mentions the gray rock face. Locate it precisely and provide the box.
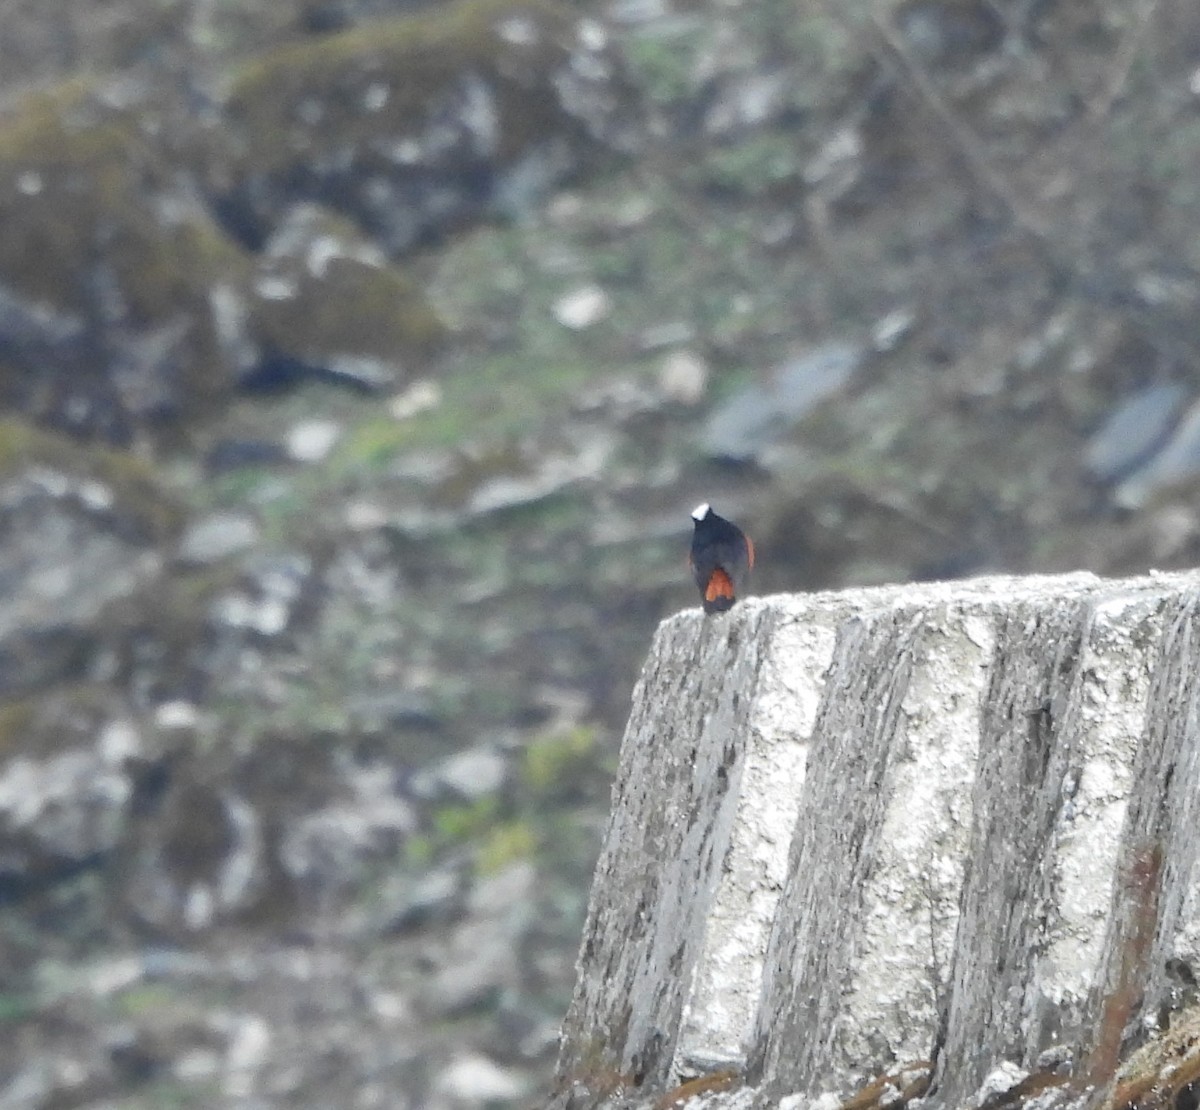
[0,748,132,869]
[223,3,632,257]
[0,462,167,694]
[178,511,260,565]
[554,572,1200,1108]
[700,343,861,465]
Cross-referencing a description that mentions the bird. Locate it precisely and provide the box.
[689,503,754,614]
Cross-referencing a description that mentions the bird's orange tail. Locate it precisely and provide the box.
[704,568,736,612]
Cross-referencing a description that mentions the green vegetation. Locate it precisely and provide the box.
[112,983,177,1018]
[434,796,502,842]
[700,133,804,197]
[622,25,707,109]
[476,819,537,874]
[0,83,252,421]
[523,724,600,797]
[386,724,612,883]
[332,349,604,476]
[227,0,586,172]
[253,221,444,364]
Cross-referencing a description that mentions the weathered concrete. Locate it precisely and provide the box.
[552,572,1200,1109]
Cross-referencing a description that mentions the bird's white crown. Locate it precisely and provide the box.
[691,502,711,521]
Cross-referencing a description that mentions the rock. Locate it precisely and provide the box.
[278,781,417,911]
[376,866,464,933]
[433,1053,529,1106]
[553,285,611,330]
[250,204,443,390]
[209,553,312,638]
[344,500,389,532]
[425,917,520,1016]
[703,70,790,136]
[974,1062,1030,1106]
[463,433,614,516]
[0,749,131,868]
[286,419,342,463]
[222,0,632,253]
[1111,1003,1200,1109]
[468,860,537,917]
[0,86,254,441]
[554,571,1200,1108]
[415,746,508,801]
[389,380,443,421]
[346,691,443,733]
[154,701,200,732]
[657,350,709,406]
[895,0,1006,66]
[1112,395,1200,508]
[0,422,176,694]
[124,784,266,933]
[0,689,154,901]
[97,718,141,763]
[214,1011,272,1077]
[701,342,862,464]
[573,377,659,420]
[0,1056,96,1110]
[1084,383,1189,485]
[804,126,865,193]
[871,307,917,352]
[178,512,261,565]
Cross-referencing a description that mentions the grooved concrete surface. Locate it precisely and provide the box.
[552,572,1200,1109]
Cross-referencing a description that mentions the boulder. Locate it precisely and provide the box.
[0,79,449,441]
[250,203,444,391]
[0,86,254,440]
[222,0,632,253]
[0,419,179,694]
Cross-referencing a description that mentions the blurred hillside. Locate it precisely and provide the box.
[0,0,1199,1107]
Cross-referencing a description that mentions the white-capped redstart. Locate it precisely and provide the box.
[689,503,754,614]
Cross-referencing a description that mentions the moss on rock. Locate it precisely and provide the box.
[0,417,182,540]
[228,0,592,165]
[253,204,445,374]
[0,84,254,438]
[223,0,627,248]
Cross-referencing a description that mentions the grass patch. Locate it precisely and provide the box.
[622,24,708,109]
[477,819,538,875]
[523,725,599,797]
[700,133,804,197]
[434,796,502,842]
[113,983,177,1018]
[334,352,599,475]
